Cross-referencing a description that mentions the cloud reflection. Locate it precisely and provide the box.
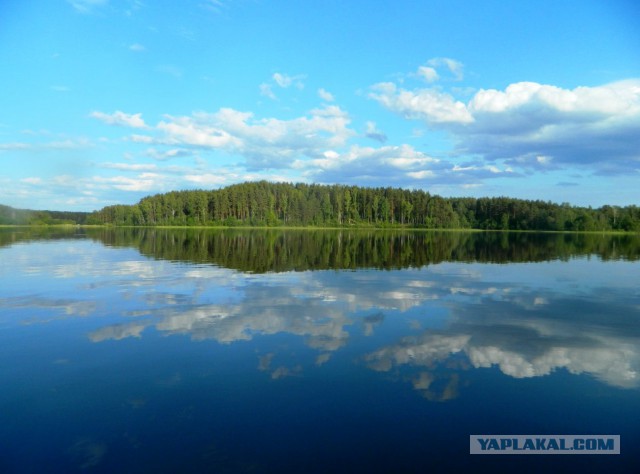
[88,322,146,341]
[6,236,636,394]
[365,286,640,390]
[81,257,640,392]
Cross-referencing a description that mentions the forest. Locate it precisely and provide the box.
[86,181,640,232]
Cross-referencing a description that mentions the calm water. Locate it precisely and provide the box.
[1,228,639,473]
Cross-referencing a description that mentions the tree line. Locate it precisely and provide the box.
[85,181,639,231]
[0,204,88,225]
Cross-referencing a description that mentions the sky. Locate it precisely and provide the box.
[1,0,639,211]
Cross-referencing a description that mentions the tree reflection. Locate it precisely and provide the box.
[2,228,639,272]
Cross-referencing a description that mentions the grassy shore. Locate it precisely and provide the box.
[1,223,636,235]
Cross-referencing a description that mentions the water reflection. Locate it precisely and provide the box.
[1,228,639,395]
[2,228,640,472]
[2,227,639,271]
[94,258,639,393]
[365,291,640,390]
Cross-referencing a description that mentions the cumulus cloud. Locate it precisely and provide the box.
[123,105,354,170]
[463,80,640,170]
[291,143,512,186]
[370,82,474,124]
[155,114,239,148]
[294,144,438,178]
[371,74,640,174]
[91,110,148,129]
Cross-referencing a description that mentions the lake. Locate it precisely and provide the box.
[1,228,639,473]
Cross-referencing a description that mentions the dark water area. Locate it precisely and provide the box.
[1,228,639,473]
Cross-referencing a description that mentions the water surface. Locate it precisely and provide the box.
[1,229,639,472]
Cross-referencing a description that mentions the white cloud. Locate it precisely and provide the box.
[287,142,514,187]
[138,105,355,169]
[427,57,464,81]
[372,75,640,174]
[91,110,148,129]
[318,88,335,102]
[294,144,440,184]
[273,72,292,88]
[369,82,474,124]
[464,79,640,171]
[129,43,146,52]
[469,80,640,115]
[417,66,439,83]
[272,72,304,89]
[156,115,239,148]
[259,72,306,99]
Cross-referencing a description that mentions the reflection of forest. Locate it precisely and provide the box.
[2,228,638,272]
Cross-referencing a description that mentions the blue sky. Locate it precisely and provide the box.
[1,0,639,211]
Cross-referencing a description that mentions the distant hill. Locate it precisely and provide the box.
[0,204,88,225]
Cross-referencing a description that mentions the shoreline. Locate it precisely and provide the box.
[0,224,636,235]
